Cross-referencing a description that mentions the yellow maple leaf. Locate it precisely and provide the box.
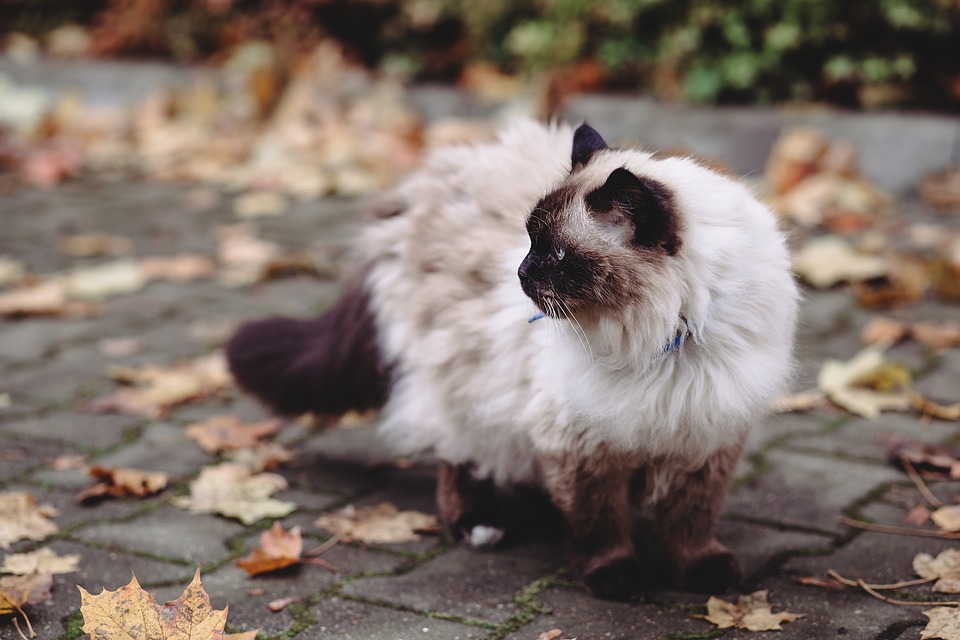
[923,607,960,640]
[697,590,802,631]
[79,569,227,640]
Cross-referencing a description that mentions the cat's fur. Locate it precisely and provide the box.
[227,120,798,599]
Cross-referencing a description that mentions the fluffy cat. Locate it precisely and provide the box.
[227,120,798,600]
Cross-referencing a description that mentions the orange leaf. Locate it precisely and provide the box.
[76,465,169,504]
[185,416,281,455]
[236,522,302,576]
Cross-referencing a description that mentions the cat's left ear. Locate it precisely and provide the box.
[586,168,681,255]
[571,123,609,170]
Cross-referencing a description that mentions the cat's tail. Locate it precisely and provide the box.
[225,274,392,417]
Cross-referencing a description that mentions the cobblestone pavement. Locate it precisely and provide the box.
[2,83,960,640]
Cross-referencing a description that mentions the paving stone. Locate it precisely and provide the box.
[0,438,70,481]
[0,410,138,451]
[726,450,903,534]
[786,413,958,464]
[504,584,710,640]
[74,504,246,564]
[344,544,563,625]
[199,540,407,635]
[0,317,101,365]
[752,575,925,640]
[715,519,832,582]
[309,597,488,639]
[89,422,211,480]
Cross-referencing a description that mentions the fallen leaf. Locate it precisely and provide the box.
[63,259,146,300]
[314,502,439,544]
[933,507,960,534]
[770,389,826,413]
[817,347,912,418]
[173,462,296,525]
[236,522,302,576]
[696,590,802,631]
[139,255,217,283]
[47,454,88,470]
[79,569,226,640]
[215,223,281,287]
[96,336,147,357]
[861,317,911,347]
[912,321,960,351]
[267,596,300,612]
[913,395,960,422]
[765,128,829,195]
[225,631,259,640]
[75,465,169,504]
[915,550,960,593]
[1,547,79,575]
[852,256,930,309]
[185,416,281,455]
[61,233,133,258]
[223,442,295,471]
[923,606,960,640]
[536,630,564,640]
[86,353,231,418]
[233,191,289,219]
[885,436,960,479]
[906,505,934,528]
[920,168,960,210]
[0,492,59,549]
[0,572,53,614]
[0,280,67,317]
[793,236,890,288]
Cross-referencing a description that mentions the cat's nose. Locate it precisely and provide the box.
[518,252,535,282]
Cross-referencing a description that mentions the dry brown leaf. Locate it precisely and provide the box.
[923,606,960,640]
[0,492,59,549]
[223,443,295,472]
[852,255,930,309]
[96,336,147,358]
[696,590,802,631]
[1,547,80,575]
[86,353,231,418]
[915,550,960,594]
[47,454,88,470]
[215,223,281,287]
[225,631,259,640]
[770,389,826,413]
[0,255,26,285]
[912,321,960,351]
[0,572,53,614]
[906,505,934,528]
[79,569,226,640]
[0,280,68,317]
[536,630,564,640]
[885,436,960,479]
[314,502,439,544]
[185,416,281,455]
[139,255,217,283]
[920,168,960,210]
[173,462,296,525]
[233,191,289,219]
[236,522,302,576]
[267,596,300,613]
[61,233,133,258]
[861,317,911,347]
[75,465,169,504]
[793,236,890,288]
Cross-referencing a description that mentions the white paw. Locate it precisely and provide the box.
[466,524,505,549]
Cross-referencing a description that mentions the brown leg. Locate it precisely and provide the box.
[654,441,744,593]
[436,461,505,548]
[540,447,645,600]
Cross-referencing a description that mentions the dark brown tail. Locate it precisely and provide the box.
[226,276,392,417]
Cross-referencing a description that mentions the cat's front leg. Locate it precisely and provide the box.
[654,440,744,593]
[436,461,506,549]
[539,448,644,600]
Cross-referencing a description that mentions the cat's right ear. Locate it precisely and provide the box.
[571,123,609,170]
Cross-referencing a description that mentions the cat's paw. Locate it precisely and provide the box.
[678,550,742,593]
[465,524,506,549]
[581,555,647,601]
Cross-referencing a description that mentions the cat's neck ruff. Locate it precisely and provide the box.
[528,311,692,357]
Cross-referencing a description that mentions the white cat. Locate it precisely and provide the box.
[227,120,798,599]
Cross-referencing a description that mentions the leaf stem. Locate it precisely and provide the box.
[838,515,960,539]
[902,459,943,508]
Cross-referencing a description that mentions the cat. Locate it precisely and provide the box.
[226,120,798,600]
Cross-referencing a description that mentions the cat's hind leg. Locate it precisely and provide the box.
[654,441,744,593]
[436,461,506,549]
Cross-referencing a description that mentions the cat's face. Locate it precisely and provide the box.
[518,125,682,319]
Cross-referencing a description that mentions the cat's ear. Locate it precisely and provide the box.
[586,168,681,255]
[571,123,609,169]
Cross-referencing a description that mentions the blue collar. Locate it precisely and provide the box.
[528,312,690,354]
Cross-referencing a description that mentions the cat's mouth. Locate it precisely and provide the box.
[528,294,571,319]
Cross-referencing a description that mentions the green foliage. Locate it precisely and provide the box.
[5,0,957,109]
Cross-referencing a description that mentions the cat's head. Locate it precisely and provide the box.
[518,123,683,321]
